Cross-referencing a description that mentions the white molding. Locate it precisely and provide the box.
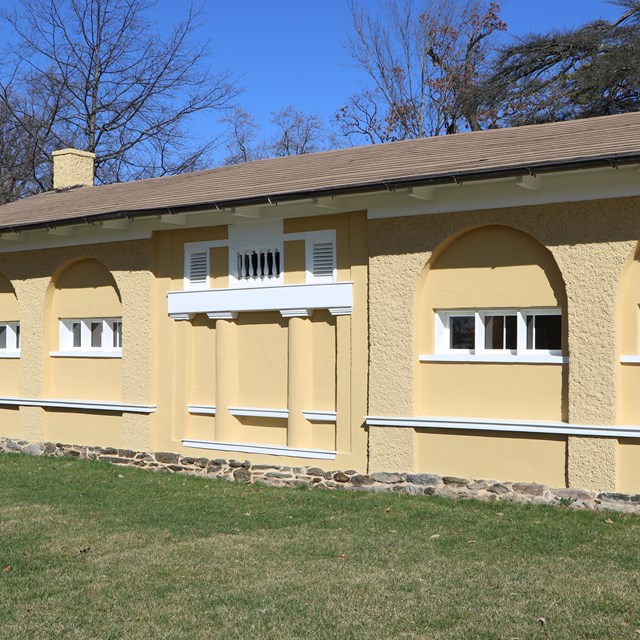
[228,406,289,419]
[167,281,353,319]
[280,308,314,318]
[206,311,238,320]
[0,351,20,359]
[420,353,568,364]
[303,410,337,423]
[365,414,640,439]
[187,404,216,415]
[169,313,195,321]
[50,350,122,358]
[182,438,336,460]
[0,396,156,414]
[620,355,640,363]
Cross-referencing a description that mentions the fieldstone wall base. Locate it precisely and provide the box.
[2,437,640,514]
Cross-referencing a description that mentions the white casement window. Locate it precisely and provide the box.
[184,244,210,290]
[0,322,20,356]
[429,308,564,363]
[56,318,122,357]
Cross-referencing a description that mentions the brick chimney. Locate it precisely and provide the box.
[52,148,95,190]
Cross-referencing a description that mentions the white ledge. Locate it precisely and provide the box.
[187,404,216,416]
[620,355,640,363]
[50,350,122,359]
[420,353,567,364]
[182,438,336,460]
[167,282,353,319]
[365,414,640,439]
[0,396,156,414]
[229,406,288,419]
[0,351,20,359]
[303,410,337,423]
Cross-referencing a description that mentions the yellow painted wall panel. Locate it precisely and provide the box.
[45,410,123,448]
[242,419,288,446]
[49,358,122,401]
[284,240,306,284]
[617,438,640,493]
[419,363,565,421]
[236,312,288,409]
[187,414,215,442]
[415,429,567,487]
[0,407,20,438]
[0,360,20,396]
[312,423,336,451]
[311,311,336,411]
[211,246,229,289]
[190,316,216,406]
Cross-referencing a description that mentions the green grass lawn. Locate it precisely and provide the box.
[1,454,639,640]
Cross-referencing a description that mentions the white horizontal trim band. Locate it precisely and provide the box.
[0,351,20,359]
[303,410,337,423]
[182,438,337,460]
[229,406,289,419]
[620,355,640,363]
[50,350,122,359]
[167,281,353,318]
[420,354,567,364]
[187,404,216,415]
[0,397,156,414]
[365,415,640,439]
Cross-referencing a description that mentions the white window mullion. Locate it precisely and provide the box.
[474,312,483,354]
[516,310,527,356]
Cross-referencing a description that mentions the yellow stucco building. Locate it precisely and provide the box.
[3,113,640,493]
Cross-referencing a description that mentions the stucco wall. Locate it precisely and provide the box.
[368,196,640,490]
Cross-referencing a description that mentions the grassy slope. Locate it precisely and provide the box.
[0,453,639,640]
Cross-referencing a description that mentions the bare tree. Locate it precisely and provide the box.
[477,0,640,126]
[222,105,327,164]
[0,0,240,191]
[338,0,506,143]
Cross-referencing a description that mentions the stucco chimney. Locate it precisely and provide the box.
[52,148,95,190]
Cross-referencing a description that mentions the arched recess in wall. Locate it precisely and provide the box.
[415,224,568,421]
[617,243,640,425]
[44,258,123,402]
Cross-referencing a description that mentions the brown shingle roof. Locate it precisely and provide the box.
[2,112,640,231]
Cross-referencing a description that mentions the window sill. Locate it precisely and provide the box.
[50,350,122,359]
[621,355,640,364]
[420,353,567,364]
[0,351,20,359]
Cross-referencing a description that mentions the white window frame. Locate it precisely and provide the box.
[0,321,20,358]
[427,308,565,364]
[52,317,123,358]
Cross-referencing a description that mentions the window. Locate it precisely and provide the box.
[185,247,209,290]
[431,308,563,362]
[235,246,281,283]
[0,322,20,354]
[58,318,122,356]
[308,239,336,282]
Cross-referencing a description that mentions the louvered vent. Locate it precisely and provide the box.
[312,242,334,279]
[188,251,208,285]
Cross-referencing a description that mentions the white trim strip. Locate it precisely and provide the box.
[229,406,289,419]
[182,438,336,460]
[0,351,20,359]
[620,355,640,363]
[303,410,337,423]
[187,404,216,416]
[420,353,568,364]
[0,397,156,414]
[50,350,122,359]
[365,415,640,439]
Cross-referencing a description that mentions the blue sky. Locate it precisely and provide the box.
[0,0,626,160]
[151,0,622,151]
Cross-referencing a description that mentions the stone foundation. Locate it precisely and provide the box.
[2,437,640,514]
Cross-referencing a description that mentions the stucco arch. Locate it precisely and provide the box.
[414,224,568,421]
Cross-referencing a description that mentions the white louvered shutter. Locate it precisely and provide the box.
[188,250,208,287]
[311,241,335,281]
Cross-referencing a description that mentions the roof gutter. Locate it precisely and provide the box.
[3,153,640,234]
